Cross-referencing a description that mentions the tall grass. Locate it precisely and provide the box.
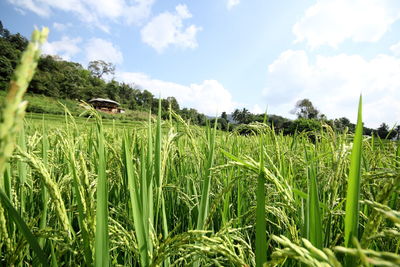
[0,31,399,266]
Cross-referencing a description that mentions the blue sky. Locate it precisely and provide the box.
[1,0,400,127]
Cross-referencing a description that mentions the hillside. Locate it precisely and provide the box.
[0,90,152,123]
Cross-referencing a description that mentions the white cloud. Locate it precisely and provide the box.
[85,38,123,64]
[8,0,49,17]
[293,0,400,48]
[52,22,72,31]
[7,0,154,30]
[250,104,264,114]
[41,36,123,65]
[227,0,240,10]
[390,41,400,56]
[141,4,202,53]
[124,0,155,25]
[175,4,192,19]
[116,72,236,115]
[263,50,400,127]
[42,36,82,61]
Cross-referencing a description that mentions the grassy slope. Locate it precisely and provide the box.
[25,112,143,130]
[0,91,151,124]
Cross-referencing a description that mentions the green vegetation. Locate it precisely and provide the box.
[6,111,400,265]
[1,26,400,267]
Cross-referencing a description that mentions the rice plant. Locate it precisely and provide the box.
[0,30,399,266]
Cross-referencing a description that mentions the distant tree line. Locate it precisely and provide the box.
[226,99,399,139]
[1,21,398,138]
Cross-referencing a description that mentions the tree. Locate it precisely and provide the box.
[377,123,389,139]
[166,96,180,111]
[376,123,396,139]
[232,108,253,124]
[221,111,228,121]
[395,125,400,140]
[7,33,28,51]
[104,80,120,101]
[232,109,239,122]
[0,21,28,51]
[88,60,115,78]
[0,56,13,90]
[0,37,21,68]
[333,117,355,133]
[0,21,10,38]
[284,118,321,141]
[219,117,228,130]
[141,90,154,110]
[197,113,207,125]
[291,99,320,119]
[267,114,290,131]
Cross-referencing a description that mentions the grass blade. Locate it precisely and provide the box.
[256,132,267,267]
[155,99,162,230]
[69,149,93,266]
[0,189,48,265]
[122,133,149,266]
[38,129,49,248]
[344,95,363,265]
[17,126,28,215]
[94,117,109,267]
[305,148,323,249]
[196,119,217,230]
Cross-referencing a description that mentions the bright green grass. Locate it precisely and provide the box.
[25,112,143,129]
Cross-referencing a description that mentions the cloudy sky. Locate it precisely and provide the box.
[1,0,400,127]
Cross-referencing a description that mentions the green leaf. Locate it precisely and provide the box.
[344,95,363,265]
[255,133,267,267]
[305,148,323,249]
[0,189,48,265]
[94,119,109,267]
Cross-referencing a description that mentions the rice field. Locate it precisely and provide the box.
[1,29,400,267]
